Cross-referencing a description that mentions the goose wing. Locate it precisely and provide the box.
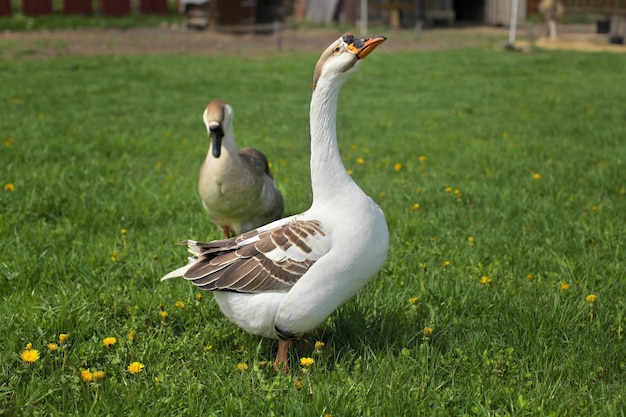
[162,219,329,293]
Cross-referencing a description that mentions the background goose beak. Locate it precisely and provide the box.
[209,125,223,158]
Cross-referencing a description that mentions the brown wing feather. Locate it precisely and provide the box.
[182,220,327,293]
[238,147,273,177]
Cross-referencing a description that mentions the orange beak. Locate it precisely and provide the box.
[344,34,387,59]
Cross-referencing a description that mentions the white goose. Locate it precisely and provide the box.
[199,99,284,238]
[163,33,389,372]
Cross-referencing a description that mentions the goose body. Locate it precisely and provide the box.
[199,99,284,238]
[163,33,388,371]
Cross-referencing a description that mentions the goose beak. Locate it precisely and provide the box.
[344,34,386,59]
[209,124,223,158]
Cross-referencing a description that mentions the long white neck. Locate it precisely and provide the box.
[309,77,355,205]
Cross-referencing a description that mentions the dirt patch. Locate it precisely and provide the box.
[0,24,623,59]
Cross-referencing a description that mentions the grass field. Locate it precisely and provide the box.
[1,41,625,416]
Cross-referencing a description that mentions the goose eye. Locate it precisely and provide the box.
[333,46,341,52]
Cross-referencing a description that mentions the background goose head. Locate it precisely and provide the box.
[203,99,234,159]
[313,33,386,90]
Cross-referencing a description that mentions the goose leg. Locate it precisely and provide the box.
[273,339,292,373]
[222,226,231,238]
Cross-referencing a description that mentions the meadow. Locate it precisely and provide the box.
[0,37,625,416]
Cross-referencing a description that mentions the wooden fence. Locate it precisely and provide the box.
[0,0,173,16]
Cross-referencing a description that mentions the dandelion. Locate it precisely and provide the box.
[120,228,127,235]
[258,361,268,367]
[443,260,450,268]
[160,311,169,319]
[394,163,402,172]
[204,345,213,351]
[59,334,67,344]
[423,327,434,337]
[4,137,13,147]
[103,337,116,347]
[315,341,325,350]
[585,294,597,303]
[502,131,509,138]
[560,283,570,291]
[418,155,427,162]
[526,274,533,281]
[110,251,120,262]
[347,169,353,176]
[379,192,386,200]
[195,293,203,301]
[467,236,475,244]
[350,144,358,151]
[175,301,185,309]
[127,362,145,374]
[4,183,15,192]
[295,380,303,389]
[480,276,492,284]
[152,253,159,260]
[81,369,93,382]
[587,108,594,115]
[128,330,137,341]
[300,357,315,367]
[453,189,462,197]
[20,348,40,364]
[47,343,59,351]
[532,173,541,180]
[356,157,365,164]
[591,205,597,211]
[620,188,625,195]
[444,186,452,193]
[236,363,249,371]
[410,203,420,211]
[92,371,105,380]
[25,343,33,350]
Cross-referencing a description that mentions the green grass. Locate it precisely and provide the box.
[1,44,625,416]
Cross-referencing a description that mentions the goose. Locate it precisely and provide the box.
[198,99,284,238]
[162,33,389,372]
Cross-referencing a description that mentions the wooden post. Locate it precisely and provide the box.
[64,0,92,15]
[101,0,131,16]
[0,0,11,17]
[22,0,53,15]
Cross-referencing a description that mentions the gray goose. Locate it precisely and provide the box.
[198,99,284,238]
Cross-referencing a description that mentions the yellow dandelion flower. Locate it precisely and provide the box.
[350,144,358,150]
[204,345,213,351]
[175,301,185,309]
[560,283,570,291]
[467,236,475,244]
[409,297,419,305]
[195,293,203,300]
[480,276,492,284]
[81,369,93,382]
[444,186,452,193]
[502,131,509,138]
[585,294,597,303]
[362,147,370,154]
[423,327,434,337]
[295,380,303,389]
[91,371,105,380]
[258,361,268,367]
[619,188,625,195]
[152,253,159,260]
[394,163,402,172]
[25,343,33,350]
[127,362,145,374]
[47,343,59,351]
[236,363,249,371]
[59,334,67,344]
[110,251,120,262]
[587,108,594,115]
[356,157,365,164]
[532,173,541,180]
[300,357,315,367]
[410,203,420,211]
[103,337,116,347]
[4,183,15,192]
[4,137,13,147]
[315,341,325,349]
[526,274,533,281]
[379,192,386,199]
[324,414,334,417]
[591,205,597,211]
[20,349,40,364]
[443,260,450,268]
[347,169,353,176]
[160,311,169,319]
[453,189,462,197]
[120,228,127,235]
[128,330,137,341]
[418,155,427,162]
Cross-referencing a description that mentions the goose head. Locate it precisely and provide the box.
[312,33,386,90]
[203,99,234,159]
